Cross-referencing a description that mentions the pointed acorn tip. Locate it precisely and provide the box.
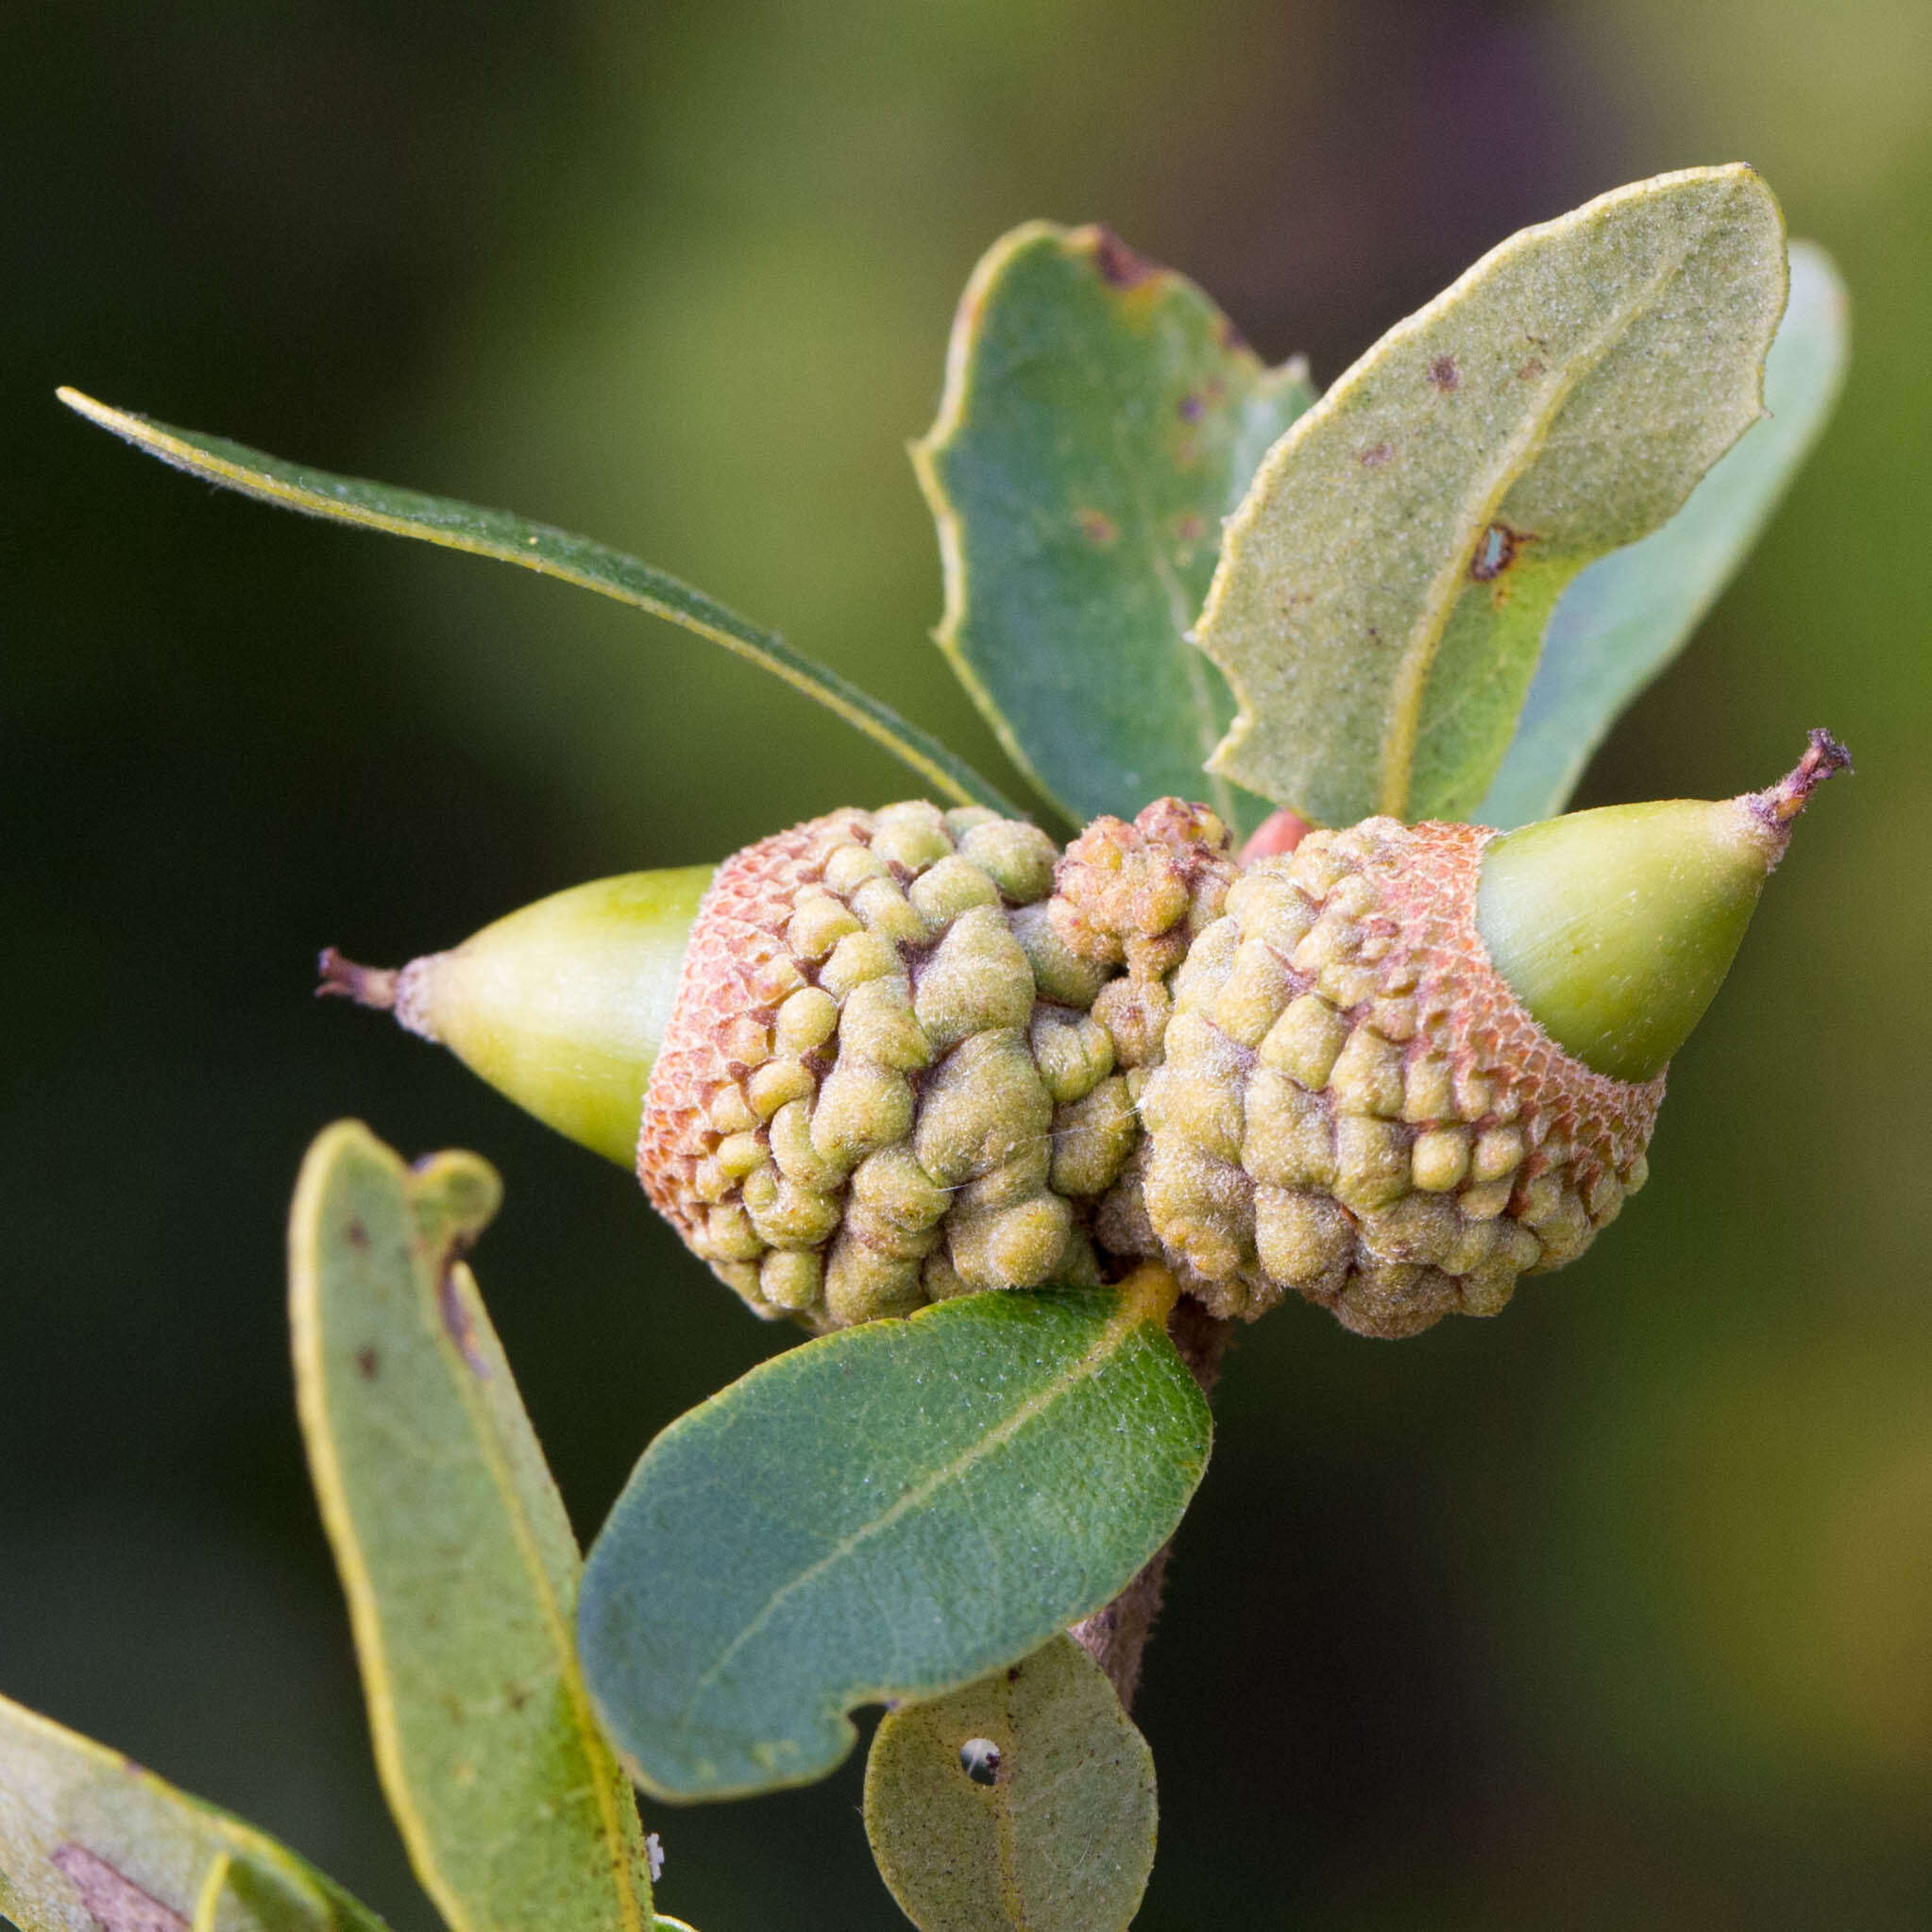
[1750,728,1853,844]
[316,947,399,1011]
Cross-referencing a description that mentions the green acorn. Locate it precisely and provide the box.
[319,867,713,1166]
[1128,732,1850,1335]
[330,802,1162,1329]
[328,736,1845,1338]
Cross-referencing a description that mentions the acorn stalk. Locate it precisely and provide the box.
[320,867,713,1166]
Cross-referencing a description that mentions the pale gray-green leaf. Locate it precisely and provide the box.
[863,1633,1157,1932]
[1195,165,1788,826]
[0,1692,386,1932]
[288,1122,654,1932]
[1477,240,1849,827]
[578,1268,1209,1802]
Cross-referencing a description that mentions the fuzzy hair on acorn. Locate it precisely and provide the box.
[27,161,1854,1932]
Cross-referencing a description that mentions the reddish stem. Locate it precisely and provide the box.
[315,947,398,1010]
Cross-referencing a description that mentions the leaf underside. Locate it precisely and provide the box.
[1194,163,1790,828]
[577,1276,1211,1802]
[57,390,1018,818]
[0,1692,388,1932]
[1476,238,1849,827]
[863,1633,1157,1932]
[916,222,1314,837]
[288,1122,654,1932]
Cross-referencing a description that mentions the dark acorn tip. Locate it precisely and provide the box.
[316,946,399,1010]
[1754,728,1854,832]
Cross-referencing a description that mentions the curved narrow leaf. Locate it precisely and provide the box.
[288,1123,654,1932]
[57,389,1017,817]
[916,224,1314,836]
[578,1267,1211,1802]
[191,1851,339,1932]
[1477,240,1849,827]
[0,1691,387,1932]
[863,1633,1157,1932]
[1195,164,1788,826]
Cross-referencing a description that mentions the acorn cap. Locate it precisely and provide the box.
[320,866,713,1165]
[1476,731,1852,1082]
[637,802,1166,1327]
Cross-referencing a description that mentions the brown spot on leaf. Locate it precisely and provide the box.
[1359,441,1394,468]
[1469,521,1532,583]
[439,1268,491,1379]
[1429,354,1460,392]
[346,1220,368,1250]
[355,1346,380,1381]
[1178,393,1205,422]
[505,1682,529,1711]
[1517,356,1546,381]
[1075,507,1118,548]
[1172,511,1207,543]
[1092,227,1155,289]
[50,1845,187,1932]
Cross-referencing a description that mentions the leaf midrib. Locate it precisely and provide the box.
[681,1296,1152,1723]
[1375,213,1712,815]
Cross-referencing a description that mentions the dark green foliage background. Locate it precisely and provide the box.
[5,4,1927,1926]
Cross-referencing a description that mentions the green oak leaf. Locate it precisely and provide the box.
[0,1691,387,1932]
[862,1633,1157,1932]
[578,1268,1211,1802]
[288,1122,655,1932]
[58,390,1016,818]
[191,1851,341,1932]
[1477,239,1849,827]
[916,223,1314,836]
[1195,164,1789,827]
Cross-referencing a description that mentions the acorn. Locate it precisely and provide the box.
[328,802,1161,1329]
[320,867,714,1167]
[326,735,1846,1338]
[1125,730,1851,1334]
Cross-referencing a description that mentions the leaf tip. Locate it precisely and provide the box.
[56,385,125,432]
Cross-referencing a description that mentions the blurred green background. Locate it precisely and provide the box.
[5,3,1928,1926]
